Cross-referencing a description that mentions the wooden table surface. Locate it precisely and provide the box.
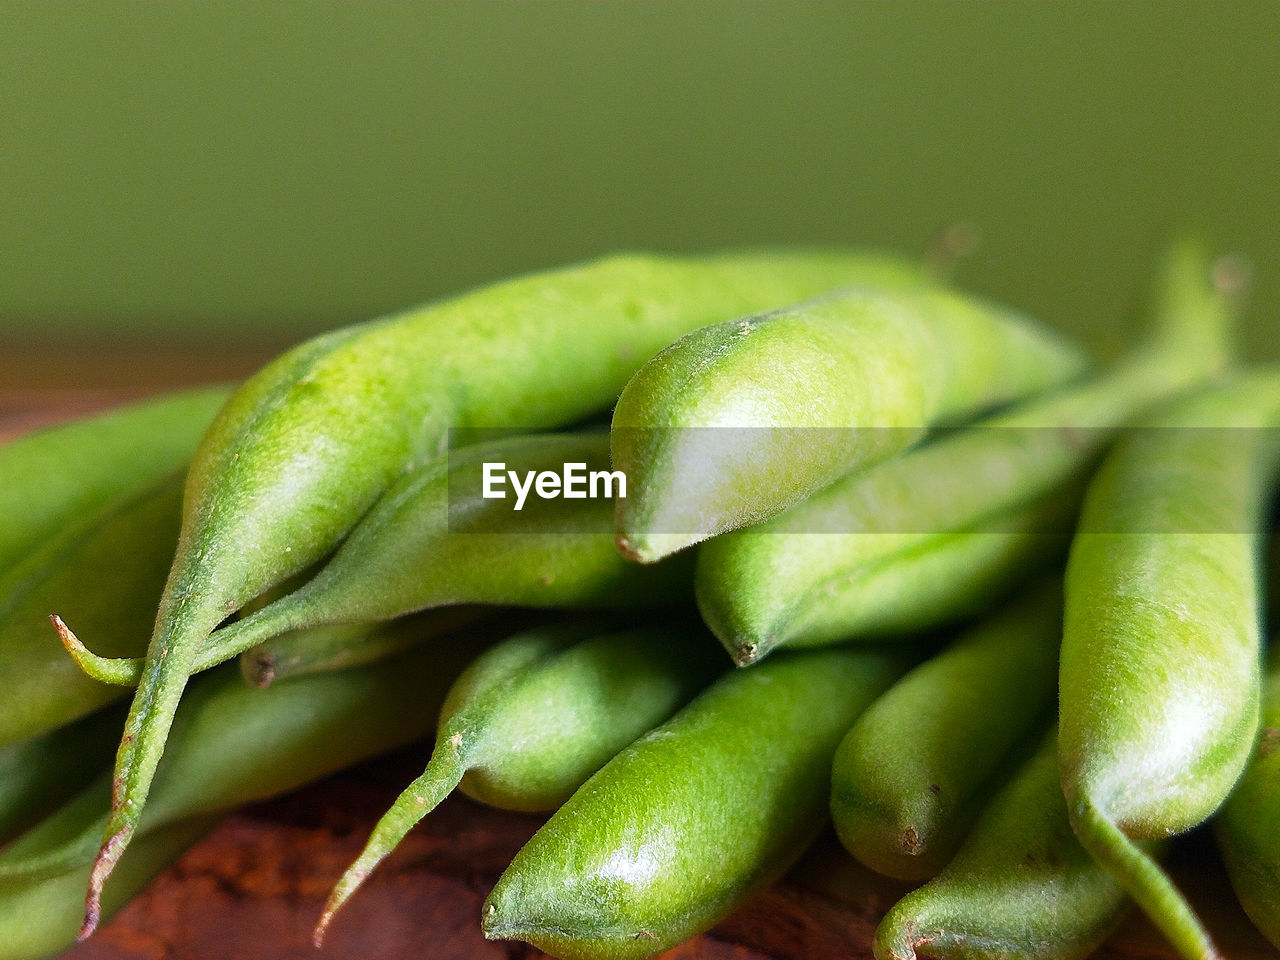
[1,339,1272,960]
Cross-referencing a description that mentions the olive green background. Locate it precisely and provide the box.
[2,1,1276,361]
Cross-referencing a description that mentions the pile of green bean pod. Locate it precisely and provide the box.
[1,238,1276,960]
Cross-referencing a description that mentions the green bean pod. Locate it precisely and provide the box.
[719,487,1077,664]
[89,248,921,932]
[317,620,724,942]
[831,581,1061,881]
[482,646,906,960]
[697,237,1234,662]
[63,433,694,690]
[1215,642,1280,947]
[874,730,1138,960]
[0,474,183,748]
[0,636,480,903]
[0,385,228,575]
[613,284,1089,563]
[237,607,485,688]
[0,815,218,960]
[1059,370,1280,960]
[0,709,122,845]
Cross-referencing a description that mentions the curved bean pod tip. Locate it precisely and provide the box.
[873,731,1137,960]
[831,581,1061,881]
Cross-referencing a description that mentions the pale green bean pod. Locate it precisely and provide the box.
[63,433,692,688]
[0,709,121,845]
[831,582,1061,881]
[697,237,1235,662]
[316,620,724,942]
[483,647,907,960]
[1,635,480,937]
[874,730,1139,960]
[1059,370,1280,960]
[0,816,217,960]
[0,474,182,747]
[1214,641,1280,947]
[613,284,1088,563]
[0,385,228,575]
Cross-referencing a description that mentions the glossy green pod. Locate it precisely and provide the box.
[874,730,1138,960]
[1059,370,1280,960]
[64,433,694,689]
[0,474,183,748]
[613,284,1089,563]
[0,815,218,960]
[0,637,480,900]
[316,620,724,941]
[0,709,122,844]
[1215,642,1280,947]
[697,237,1235,662]
[482,647,906,960]
[90,248,921,930]
[0,385,228,575]
[831,582,1061,881]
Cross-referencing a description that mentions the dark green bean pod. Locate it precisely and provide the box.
[718,487,1077,661]
[0,815,217,960]
[612,285,1089,563]
[0,708,122,845]
[0,473,182,748]
[696,237,1235,663]
[63,433,693,690]
[831,581,1061,881]
[1215,641,1280,947]
[1059,370,1280,960]
[238,607,485,688]
[0,385,228,575]
[316,620,725,942]
[482,647,907,960]
[88,248,922,934]
[874,730,1139,960]
[0,635,480,911]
